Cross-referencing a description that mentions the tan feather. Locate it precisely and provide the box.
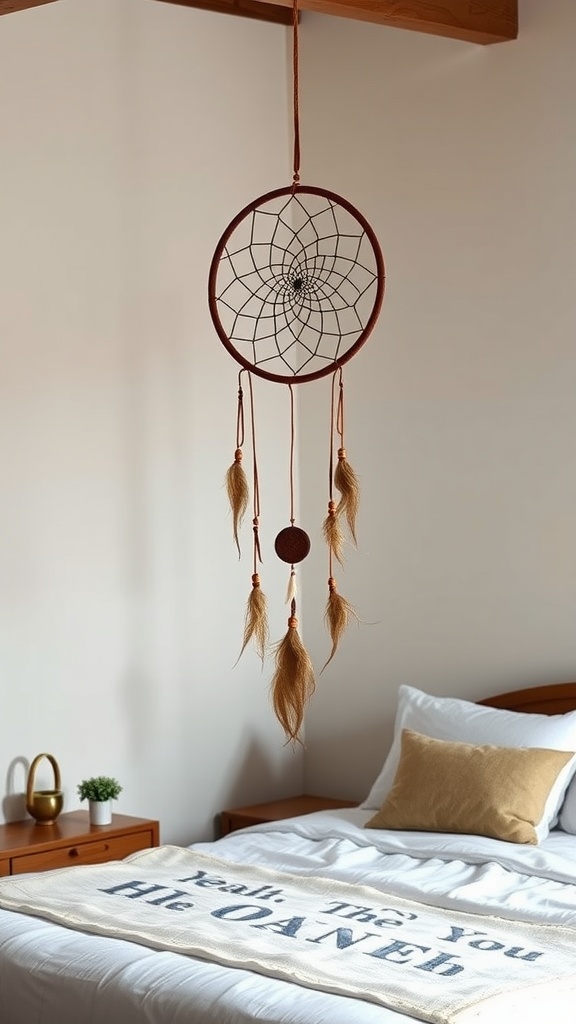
[322,578,359,672]
[237,574,269,663]
[271,614,315,745]
[322,499,345,564]
[334,447,360,545]
[225,449,249,557]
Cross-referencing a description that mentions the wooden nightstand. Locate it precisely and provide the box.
[0,811,160,876]
[220,794,357,836]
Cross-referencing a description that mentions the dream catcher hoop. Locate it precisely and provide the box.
[209,0,385,744]
[208,184,384,386]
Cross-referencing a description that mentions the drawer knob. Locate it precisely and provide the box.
[68,848,79,858]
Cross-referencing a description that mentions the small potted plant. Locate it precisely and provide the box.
[77,776,122,825]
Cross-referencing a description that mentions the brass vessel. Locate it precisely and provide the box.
[26,753,63,825]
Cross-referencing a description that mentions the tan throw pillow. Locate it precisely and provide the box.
[364,728,574,845]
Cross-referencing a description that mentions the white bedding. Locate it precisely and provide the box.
[1,808,576,1024]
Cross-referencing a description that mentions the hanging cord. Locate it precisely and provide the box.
[248,371,262,570]
[292,0,301,190]
[289,382,296,526]
[322,369,345,565]
[286,382,297,601]
[236,372,269,664]
[322,368,359,672]
[271,382,315,744]
[236,372,245,451]
[334,367,360,545]
[225,370,249,557]
[328,370,336,500]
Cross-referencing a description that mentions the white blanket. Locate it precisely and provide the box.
[1,842,576,1024]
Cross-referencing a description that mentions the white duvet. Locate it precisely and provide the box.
[1,808,576,1024]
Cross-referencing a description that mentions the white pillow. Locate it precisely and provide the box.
[559,779,576,833]
[361,685,576,842]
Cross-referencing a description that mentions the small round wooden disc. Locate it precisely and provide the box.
[274,526,311,564]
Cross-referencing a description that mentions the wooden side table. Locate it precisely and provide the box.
[220,794,357,836]
[0,811,160,876]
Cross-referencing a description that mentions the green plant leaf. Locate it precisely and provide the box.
[77,776,122,802]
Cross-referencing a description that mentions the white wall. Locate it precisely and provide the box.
[2,0,576,836]
[300,0,576,800]
[0,0,304,842]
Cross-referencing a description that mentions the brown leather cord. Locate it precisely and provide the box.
[247,371,262,572]
[288,383,296,527]
[322,366,347,569]
[334,365,360,544]
[327,369,338,578]
[328,369,337,501]
[236,370,245,449]
[227,370,250,557]
[336,366,345,447]
[292,0,300,189]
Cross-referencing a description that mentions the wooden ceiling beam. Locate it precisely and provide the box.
[155,0,292,24]
[155,0,518,42]
[0,0,290,22]
[0,0,518,44]
[0,0,59,13]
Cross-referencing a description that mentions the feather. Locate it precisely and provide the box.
[285,569,297,604]
[322,499,345,564]
[225,448,249,557]
[271,610,315,745]
[237,574,269,663]
[322,577,359,672]
[334,447,360,546]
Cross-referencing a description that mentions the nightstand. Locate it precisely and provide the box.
[220,794,357,836]
[0,811,160,876]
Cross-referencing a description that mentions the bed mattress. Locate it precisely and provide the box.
[1,808,576,1024]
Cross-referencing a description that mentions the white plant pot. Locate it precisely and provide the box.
[89,799,112,825]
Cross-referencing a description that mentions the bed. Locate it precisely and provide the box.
[1,681,576,1024]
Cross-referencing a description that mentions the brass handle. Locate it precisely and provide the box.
[26,753,62,805]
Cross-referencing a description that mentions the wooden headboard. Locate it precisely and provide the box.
[480,682,576,716]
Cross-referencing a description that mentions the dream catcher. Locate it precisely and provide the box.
[209,0,385,743]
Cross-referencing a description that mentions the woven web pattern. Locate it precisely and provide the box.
[211,190,382,382]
